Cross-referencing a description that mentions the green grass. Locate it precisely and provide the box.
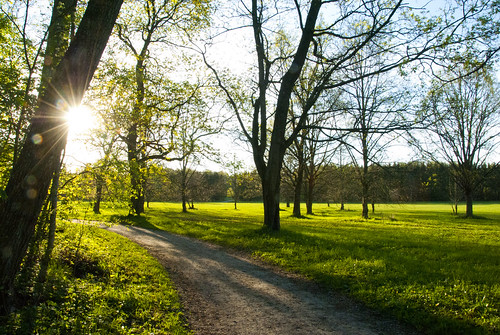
[0,220,192,335]
[68,201,500,334]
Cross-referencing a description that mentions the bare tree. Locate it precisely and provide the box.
[282,127,307,217]
[336,52,409,218]
[420,66,500,217]
[303,115,335,215]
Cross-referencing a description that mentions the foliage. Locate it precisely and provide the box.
[68,201,500,334]
[0,220,191,335]
[0,9,37,187]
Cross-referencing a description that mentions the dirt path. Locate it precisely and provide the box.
[106,225,420,335]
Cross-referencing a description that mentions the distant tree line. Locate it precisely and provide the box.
[306,162,500,205]
[62,161,500,213]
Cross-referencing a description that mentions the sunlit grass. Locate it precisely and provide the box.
[68,201,500,334]
[0,221,192,335]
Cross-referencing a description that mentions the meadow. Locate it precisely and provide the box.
[33,202,500,334]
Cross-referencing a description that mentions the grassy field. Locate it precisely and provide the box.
[69,201,500,334]
[0,220,192,335]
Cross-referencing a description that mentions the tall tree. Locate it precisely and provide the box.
[282,126,306,217]
[420,66,500,217]
[338,54,409,219]
[108,0,212,214]
[303,115,334,215]
[0,0,123,312]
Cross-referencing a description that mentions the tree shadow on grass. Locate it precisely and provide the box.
[239,226,495,335]
[109,214,157,230]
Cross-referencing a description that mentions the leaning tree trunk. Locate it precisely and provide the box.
[37,158,62,285]
[0,0,123,313]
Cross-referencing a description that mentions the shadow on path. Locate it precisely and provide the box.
[106,225,420,335]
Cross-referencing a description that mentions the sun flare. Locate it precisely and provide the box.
[65,105,96,137]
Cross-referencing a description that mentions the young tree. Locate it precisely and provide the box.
[0,0,123,312]
[420,66,500,217]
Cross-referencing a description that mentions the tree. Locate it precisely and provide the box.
[169,85,221,212]
[336,52,409,218]
[206,0,499,230]
[0,0,123,312]
[0,13,25,187]
[102,0,212,215]
[226,156,246,209]
[282,128,306,216]
[303,113,335,215]
[420,66,500,217]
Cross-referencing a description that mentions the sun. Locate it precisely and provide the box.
[65,104,97,137]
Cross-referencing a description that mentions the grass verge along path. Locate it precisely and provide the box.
[0,221,192,335]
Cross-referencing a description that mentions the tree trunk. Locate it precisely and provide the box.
[362,199,369,219]
[127,125,145,215]
[361,130,369,219]
[292,163,304,217]
[306,174,314,215]
[258,151,283,230]
[0,0,123,313]
[93,173,103,214]
[361,169,369,219]
[262,180,281,231]
[181,166,188,213]
[465,190,473,218]
[37,159,62,285]
[129,162,145,215]
[361,170,369,219]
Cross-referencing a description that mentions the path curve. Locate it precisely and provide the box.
[106,225,420,335]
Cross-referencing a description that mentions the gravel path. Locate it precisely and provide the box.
[106,225,420,335]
